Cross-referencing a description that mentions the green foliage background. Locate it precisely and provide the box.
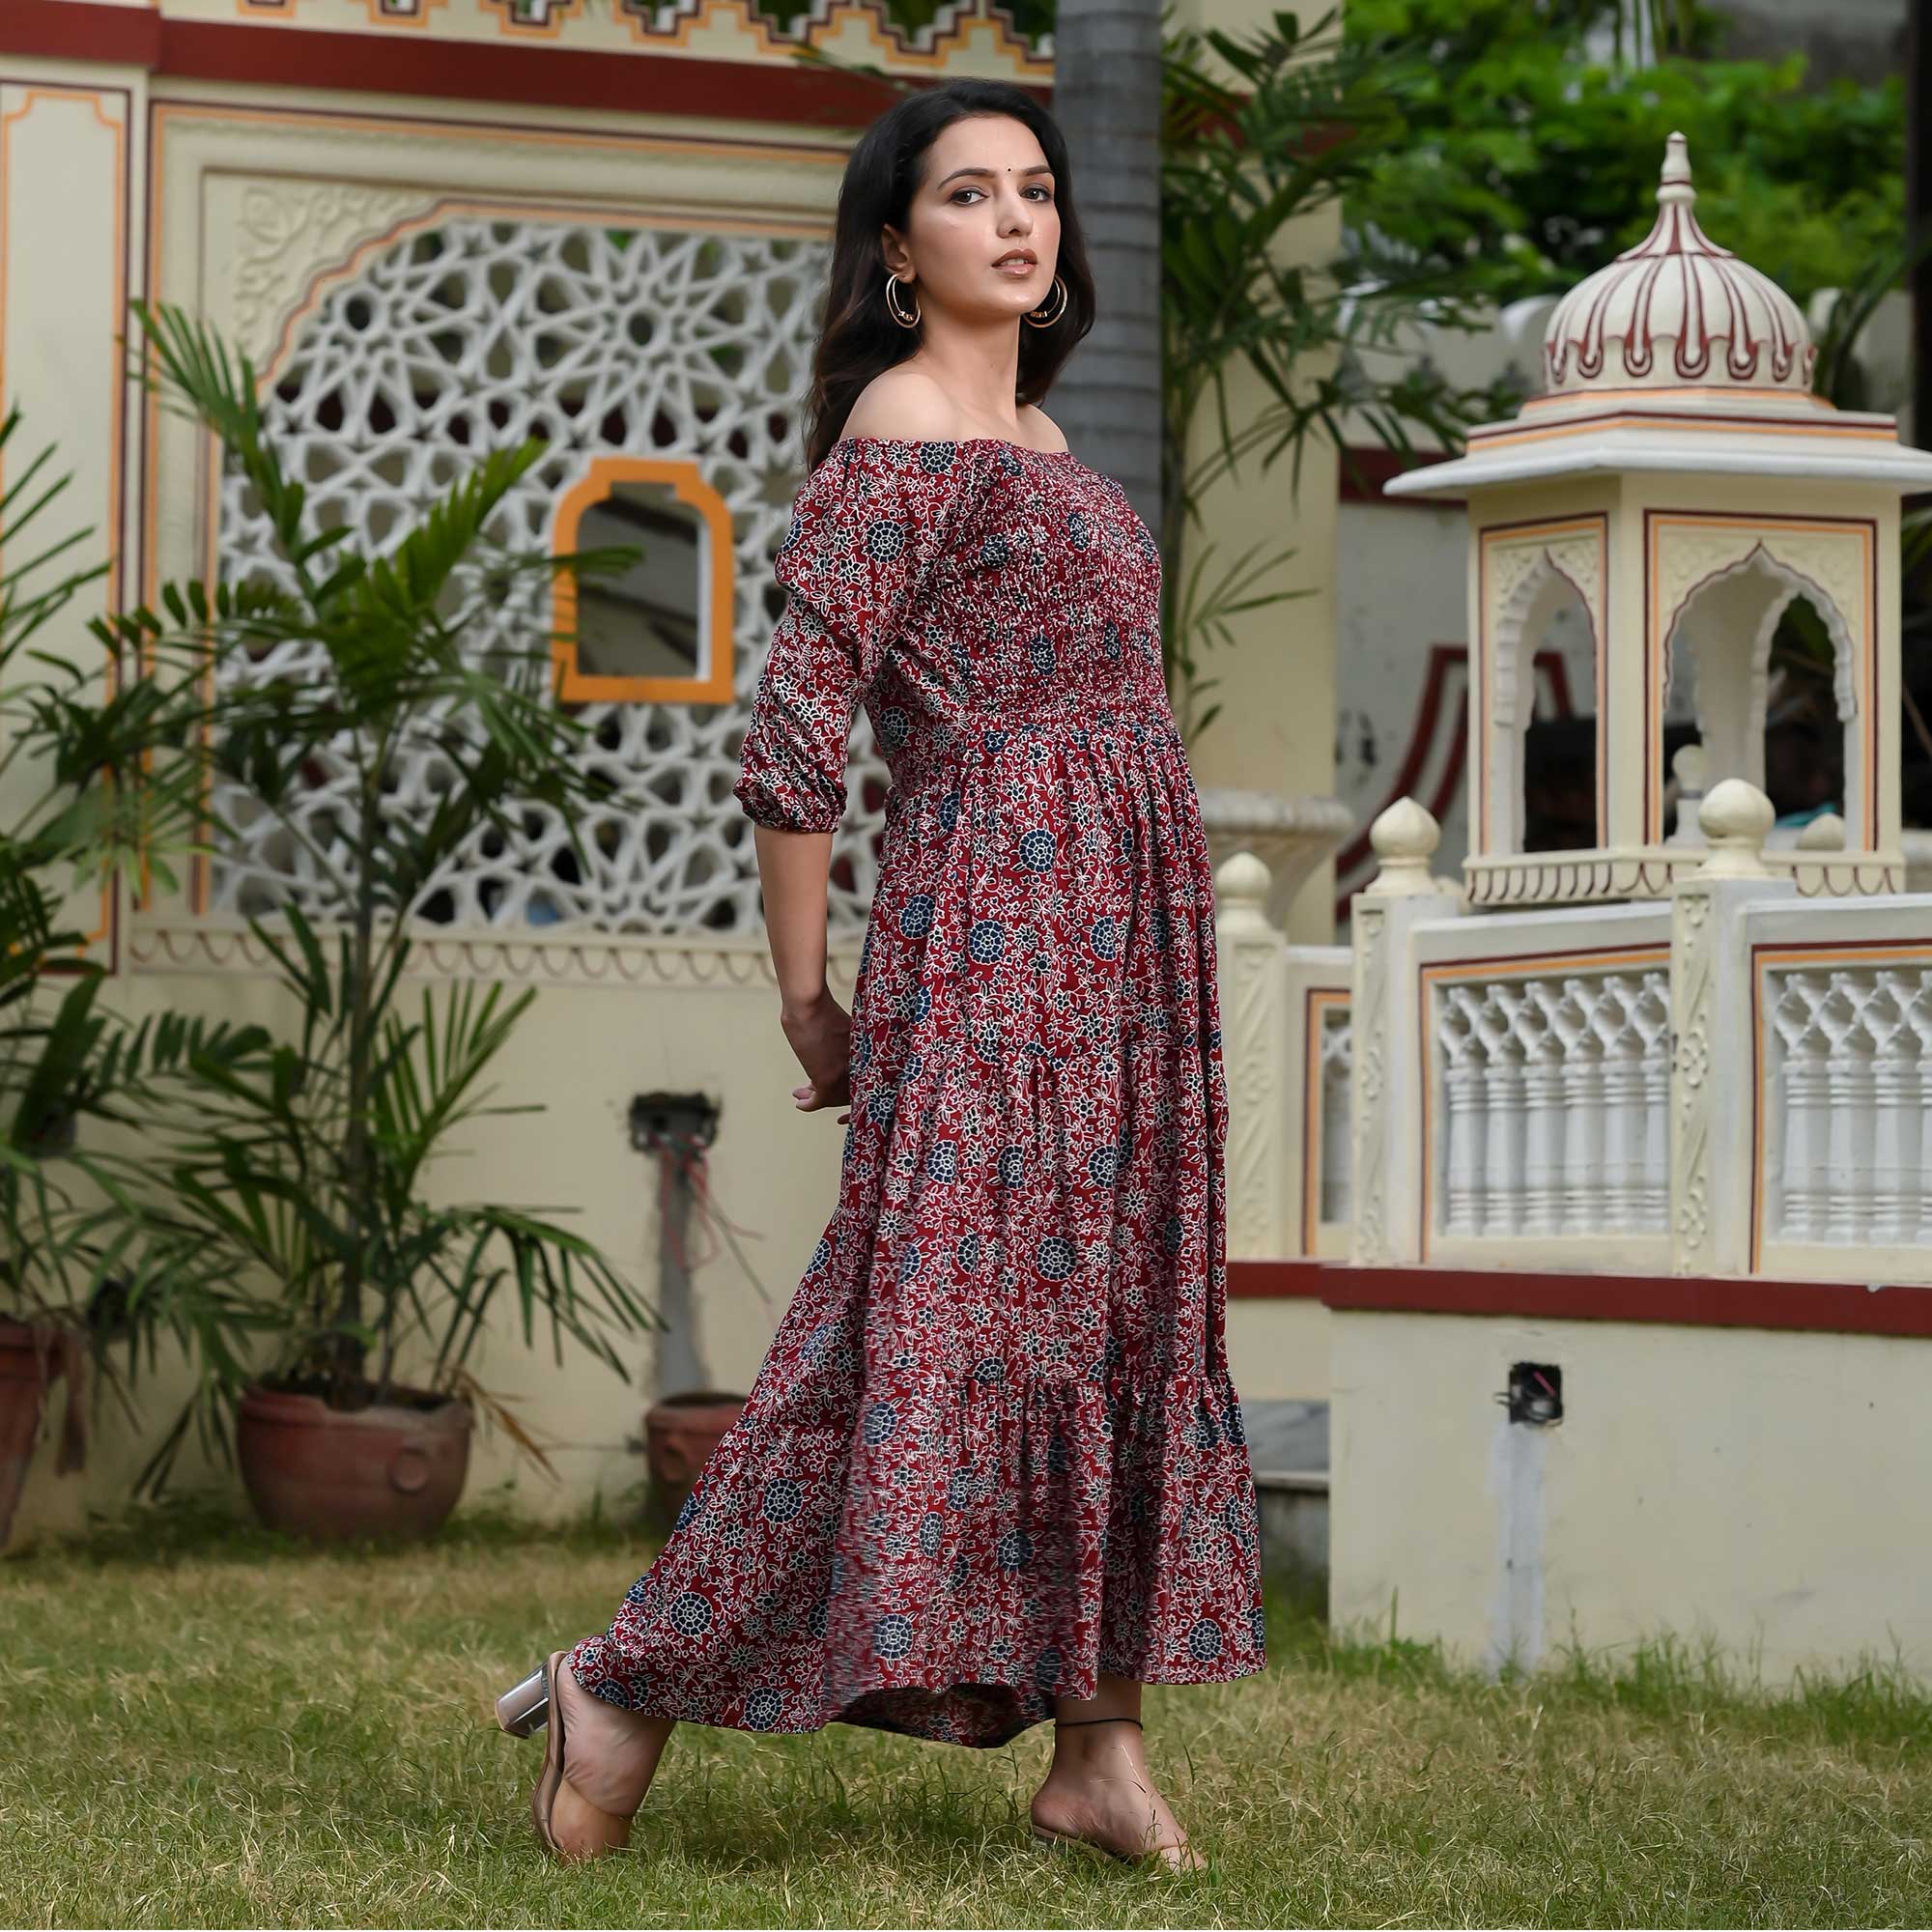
[1338,0,1904,312]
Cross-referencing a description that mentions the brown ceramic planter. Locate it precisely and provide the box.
[237,1380,473,1544]
[0,1321,64,1549]
[642,1388,747,1529]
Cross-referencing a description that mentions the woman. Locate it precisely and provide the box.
[497,75,1266,1874]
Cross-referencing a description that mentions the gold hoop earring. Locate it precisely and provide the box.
[884,271,921,329]
[1023,273,1068,328]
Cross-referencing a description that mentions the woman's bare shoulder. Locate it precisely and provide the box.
[836,380,1068,456]
[838,372,965,445]
[1014,404,1068,455]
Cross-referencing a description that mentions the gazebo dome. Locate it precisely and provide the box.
[1542,131,1815,396]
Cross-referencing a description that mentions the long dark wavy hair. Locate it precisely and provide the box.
[799,79,1096,472]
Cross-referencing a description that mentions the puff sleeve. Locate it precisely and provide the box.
[732,440,977,834]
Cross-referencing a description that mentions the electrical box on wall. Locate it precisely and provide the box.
[1502,1361,1563,1426]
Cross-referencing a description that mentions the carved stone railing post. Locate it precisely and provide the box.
[1350,798,1466,1264]
[1215,849,1291,1260]
[1669,780,1796,1274]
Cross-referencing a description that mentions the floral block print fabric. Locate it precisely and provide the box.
[566,435,1265,1748]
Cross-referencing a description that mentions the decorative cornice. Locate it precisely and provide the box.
[125,917,858,989]
[0,0,1053,100]
[1463,847,1905,908]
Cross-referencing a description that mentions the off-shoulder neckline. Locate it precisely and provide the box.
[832,434,1081,463]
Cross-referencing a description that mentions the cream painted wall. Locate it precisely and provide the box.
[5,23,1337,1542]
[1163,0,1342,949]
[9,946,865,1541]
[1202,297,1342,951]
[1329,1309,1932,1684]
[0,69,143,959]
[1225,1297,1330,1406]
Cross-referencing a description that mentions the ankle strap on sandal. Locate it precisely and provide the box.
[1055,1715,1142,1727]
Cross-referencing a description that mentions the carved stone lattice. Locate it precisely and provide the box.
[211,213,881,935]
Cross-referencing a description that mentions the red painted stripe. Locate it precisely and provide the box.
[1227,1259,1331,1300]
[0,5,1041,121]
[1307,1262,1932,1339]
[1340,442,1464,508]
[0,0,159,64]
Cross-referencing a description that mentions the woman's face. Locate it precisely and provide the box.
[883,112,1062,323]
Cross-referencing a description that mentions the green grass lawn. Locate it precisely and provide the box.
[4,1495,1928,1927]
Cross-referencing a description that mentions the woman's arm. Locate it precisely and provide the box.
[749,822,850,1117]
[732,430,984,1116]
[752,821,834,1015]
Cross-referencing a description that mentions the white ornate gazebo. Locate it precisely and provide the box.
[1210,134,1932,1690]
[1383,131,1932,905]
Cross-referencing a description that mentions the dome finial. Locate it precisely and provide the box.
[1658,129,1693,208]
[1541,130,1813,394]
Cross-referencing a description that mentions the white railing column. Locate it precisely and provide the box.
[1669,781,1796,1275]
[1350,799,1466,1264]
[1215,849,1292,1261]
[1440,986,1487,1236]
[1871,970,1928,1243]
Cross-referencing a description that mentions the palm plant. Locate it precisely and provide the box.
[1156,6,1518,739]
[103,299,662,1495]
[0,401,273,1486]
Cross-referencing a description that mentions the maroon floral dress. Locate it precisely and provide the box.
[565,435,1265,1747]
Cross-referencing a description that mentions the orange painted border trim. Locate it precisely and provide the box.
[1469,410,1897,453]
[146,99,858,686]
[551,454,737,706]
[1415,942,1674,1263]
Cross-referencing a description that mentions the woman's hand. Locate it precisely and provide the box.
[781,987,855,1124]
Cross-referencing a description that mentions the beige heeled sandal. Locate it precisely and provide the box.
[501,1649,634,1861]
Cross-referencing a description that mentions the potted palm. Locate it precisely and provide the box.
[0,401,272,1546]
[108,301,662,1535]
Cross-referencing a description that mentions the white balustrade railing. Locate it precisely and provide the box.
[1436,969,1672,1240]
[1212,851,1351,1260]
[1764,964,1932,1248]
[1238,786,1932,1282]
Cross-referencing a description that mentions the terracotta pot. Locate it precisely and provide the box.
[237,1380,472,1544]
[0,1321,65,1549]
[642,1388,747,1529]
